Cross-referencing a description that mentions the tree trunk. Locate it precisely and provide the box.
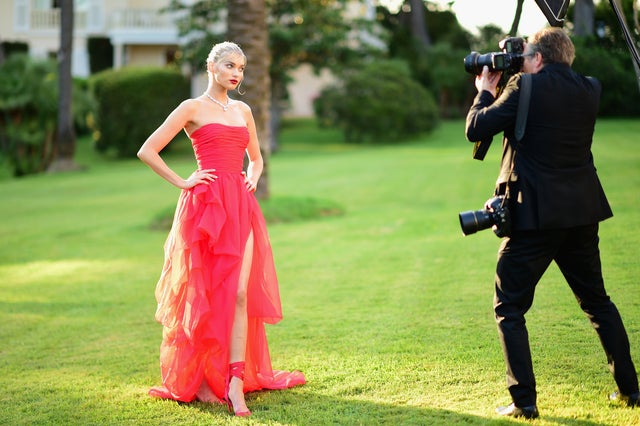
[573,0,595,37]
[49,0,80,173]
[227,0,271,200]
[270,78,288,153]
[0,36,5,66]
[509,0,525,36]
[634,0,639,34]
[408,0,431,49]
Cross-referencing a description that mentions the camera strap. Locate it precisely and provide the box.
[498,74,531,204]
[515,73,532,142]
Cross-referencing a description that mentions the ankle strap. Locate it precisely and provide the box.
[229,361,245,380]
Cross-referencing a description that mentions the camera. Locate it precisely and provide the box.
[464,37,525,75]
[459,196,511,238]
[465,37,526,161]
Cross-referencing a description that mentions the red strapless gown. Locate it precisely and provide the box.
[148,123,305,402]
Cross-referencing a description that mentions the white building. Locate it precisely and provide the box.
[0,0,378,117]
[2,0,182,76]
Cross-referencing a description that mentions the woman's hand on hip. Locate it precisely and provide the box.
[182,169,217,189]
[242,171,257,193]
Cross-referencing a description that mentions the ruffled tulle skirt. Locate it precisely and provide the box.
[149,172,305,402]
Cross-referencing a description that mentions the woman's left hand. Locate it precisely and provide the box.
[242,172,257,193]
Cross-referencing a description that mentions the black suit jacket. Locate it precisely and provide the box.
[465,63,612,231]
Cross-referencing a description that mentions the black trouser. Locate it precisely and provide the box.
[494,224,638,407]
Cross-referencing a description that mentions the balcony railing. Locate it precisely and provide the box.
[26,9,175,32]
[30,9,88,30]
[109,9,175,30]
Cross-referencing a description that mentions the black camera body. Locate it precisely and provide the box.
[460,38,521,237]
[466,37,526,161]
[459,196,511,238]
[464,37,525,75]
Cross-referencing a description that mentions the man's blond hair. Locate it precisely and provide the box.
[528,27,575,66]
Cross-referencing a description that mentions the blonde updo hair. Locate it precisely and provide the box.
[206,41,246,65]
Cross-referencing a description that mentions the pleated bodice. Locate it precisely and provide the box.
[191,123,249,172]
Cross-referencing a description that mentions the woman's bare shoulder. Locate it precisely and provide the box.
[178,98,204,112]
[232,99,251,112]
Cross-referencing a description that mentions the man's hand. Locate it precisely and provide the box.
[475,66,502,98]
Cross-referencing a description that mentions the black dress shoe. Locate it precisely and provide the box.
[609,391,640,407]
[496,403,540,419]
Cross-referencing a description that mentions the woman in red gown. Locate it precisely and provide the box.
[137,41,305,417]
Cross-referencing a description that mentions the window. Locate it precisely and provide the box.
[32,0,53,10]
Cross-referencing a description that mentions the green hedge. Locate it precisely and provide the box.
[314,60,439,143]
[89,67,190,157]
[0,55,57,176]
[0,55,96,176]
[572,37,640,117]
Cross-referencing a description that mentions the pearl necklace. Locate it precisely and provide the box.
[205,93,230,111]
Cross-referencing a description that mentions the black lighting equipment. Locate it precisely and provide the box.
[534,0,640,92]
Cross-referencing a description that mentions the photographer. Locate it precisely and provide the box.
[465,27,639,419]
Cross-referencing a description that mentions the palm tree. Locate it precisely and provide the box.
[408,0,431,49]
[0,36,5,66]
[633,0,639,34]
[509,0,525,36]
[49,0,79,172]
[574,0,595,36]
[227,0,271,200]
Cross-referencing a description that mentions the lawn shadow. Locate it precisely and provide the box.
[183,390,616,425]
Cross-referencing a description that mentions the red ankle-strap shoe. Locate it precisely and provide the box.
[225,361,251,417]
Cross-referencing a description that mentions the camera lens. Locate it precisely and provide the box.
[463,52,483,75]
[459,209,494,235]
[464,52,498,75]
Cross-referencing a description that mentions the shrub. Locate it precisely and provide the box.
[314,60,439,143]
[0,55,96,176]
[572,37,640,117]
[0,55,57,176]
[72,77,97,136]
[419,43,476,118]
[313,86,342,129]
[89,67,190,157]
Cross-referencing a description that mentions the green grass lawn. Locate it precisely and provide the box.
[1,118,640,425]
